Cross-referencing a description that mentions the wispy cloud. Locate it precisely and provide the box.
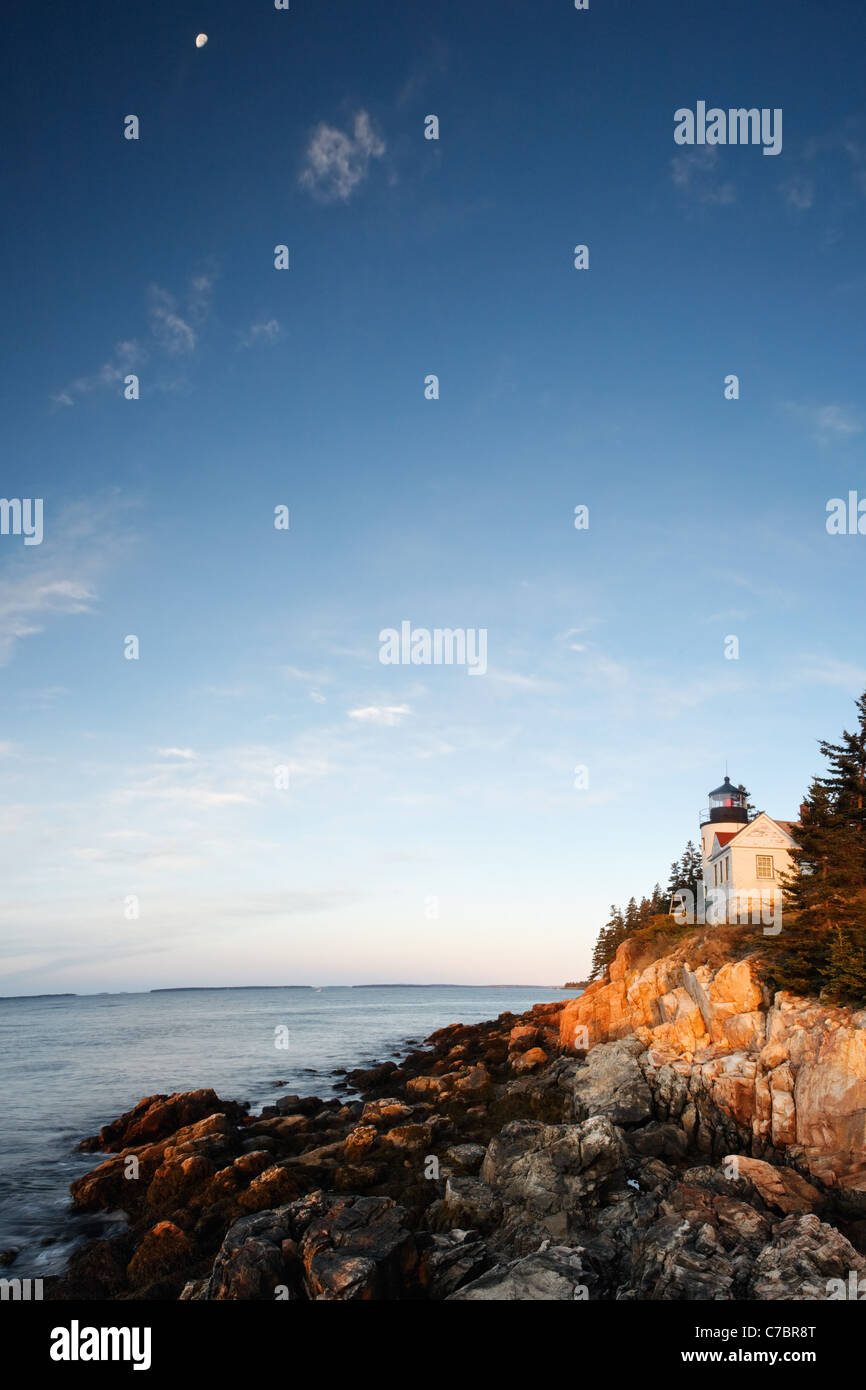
[0,573,95,664]
[299,110,386,203]
[785,401,862,443]
[52,272,215,406]
[239,318,280,349]
[148,274,213,354]
[487,670,561,694]
[794,656,866,689]
[782,174,814,210]
[282,664,331,684]
[348,704,411,726]
[0,496,135,664]
[670,147,736,205]
[51,340,144,407]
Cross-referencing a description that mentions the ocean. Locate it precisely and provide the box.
[0,984,577,1280]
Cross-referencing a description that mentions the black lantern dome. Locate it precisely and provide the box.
[705,776,749,825]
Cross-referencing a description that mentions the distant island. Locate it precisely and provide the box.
[150,986,315,993]
[562,980,589,990]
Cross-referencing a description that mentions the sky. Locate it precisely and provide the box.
[1,0,865,994]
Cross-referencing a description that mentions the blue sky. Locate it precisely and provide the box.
[1,0,865,993]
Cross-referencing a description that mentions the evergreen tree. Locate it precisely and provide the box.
[677,841,703,900]
[768,690,866,1003]
[589,904,626,981]
[818,689,866,873]
[665,860,682,898]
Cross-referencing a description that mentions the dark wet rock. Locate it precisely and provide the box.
[628,1121,689,1160]
[345,1061,398,1092]
[126,1220,195,1287]
[50,1235,133,1300]
[443,1143,486,1174]
[439,1177,503,1234]
[275,1095,322,1117]
[299,1193,418,1300]
[626,1208,739,1300]
[749,1213,866,1299]
[417,1229,491,1298]
[241,1135,276,1154]
[205,1206,302,1300]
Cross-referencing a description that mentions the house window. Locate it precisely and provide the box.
[756,855,774,880]
[725,858,730,881]
[714,863,718,885]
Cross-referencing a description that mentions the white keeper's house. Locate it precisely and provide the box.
[699,776,800,912]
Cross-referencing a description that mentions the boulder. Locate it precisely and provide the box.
[441,1177,503,1233]
[205,1206,300,1300]
[381,1123,435,1153]
[360,1098,414,1128]
[406,1076,443,1101]
[724,1156,822,1215]
[417,1230,491,1298]
[299,1194,418,1300]
[80,1089,241,1153]
[511,1047,547,1074]
[508,1025,542,1053]
[453,1064,493,1101]
[750,1213,866,1299]
[480,1115,626,1235]
[447,1246,599,1301]
[571,1038,654,1126]
[344,1126,379,1161]
[443,1143,486,1174]
[274,1095,322,1117]
[126,1221,194,1287]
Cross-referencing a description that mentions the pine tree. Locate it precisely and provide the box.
[818,689,866,875]
[768,690,866,1003]
[665,860,682,899]
[678,841,703,899]
[589,904,626,981]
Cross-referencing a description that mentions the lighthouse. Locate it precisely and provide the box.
[698,775,799,922]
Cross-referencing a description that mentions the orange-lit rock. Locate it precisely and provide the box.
[560,940,866,1190]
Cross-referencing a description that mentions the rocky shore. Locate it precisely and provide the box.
[48,931,866,1301]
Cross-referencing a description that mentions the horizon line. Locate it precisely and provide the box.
[0,982,585,1001]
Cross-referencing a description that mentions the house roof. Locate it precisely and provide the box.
[708,814,800,857]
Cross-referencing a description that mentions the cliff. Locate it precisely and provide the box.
[559,932,866,1191]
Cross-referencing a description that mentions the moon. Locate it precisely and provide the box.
[195,33,208,48]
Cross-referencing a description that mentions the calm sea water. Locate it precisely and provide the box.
[0,984,576,1279]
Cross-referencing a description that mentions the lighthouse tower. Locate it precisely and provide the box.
[700,776,749,871]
